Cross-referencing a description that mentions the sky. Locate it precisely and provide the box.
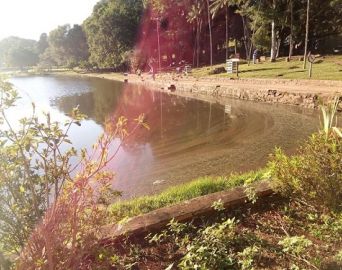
[0,0,99,41]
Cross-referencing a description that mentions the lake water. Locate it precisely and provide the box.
[9,75,319,198]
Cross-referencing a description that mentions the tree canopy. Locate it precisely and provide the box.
[0,37,38,68]
[83,0,144,68]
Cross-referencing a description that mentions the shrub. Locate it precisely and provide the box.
[0,79,149,268]
[269,132,342,210]
[278,235,312,256]
[270,97,342,211]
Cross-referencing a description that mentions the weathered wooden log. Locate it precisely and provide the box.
[100,181,273,240]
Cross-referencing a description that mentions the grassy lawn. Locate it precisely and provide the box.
[192,55,342,80]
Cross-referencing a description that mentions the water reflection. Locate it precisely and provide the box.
[10,76,319,198]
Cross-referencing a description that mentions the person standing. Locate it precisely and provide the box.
[253,49,260,64]
[148,58,156,80]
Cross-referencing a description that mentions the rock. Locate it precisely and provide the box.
[168,84,176,92]
[153,180,166,185]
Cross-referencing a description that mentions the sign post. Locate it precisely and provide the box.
[307,53,315,78]
[226,59,239,77]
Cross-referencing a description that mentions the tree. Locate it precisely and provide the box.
[187,1,203,67]
[206,0,213,66]
[270,0,277,61]
[6,46,38,68]
[37,33,48,56]
[65,25,89,65]
[0,37,38,68]
[83,0,144,68]
[288,0,293,59]
[303,0,310,69]
[210,0,233,60]
[46,24,71,66]
[42,24,89,67]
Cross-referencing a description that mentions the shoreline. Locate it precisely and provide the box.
[29,70,342,109]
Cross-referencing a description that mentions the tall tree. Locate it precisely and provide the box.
[288,0,293,59]
[206,0,213,66]
[41,24,89,67]
[84,0,144,68]
[303,0,310,69]
[210,0,233,60]
[270,0,277,61]
[37,33,48,56]
[0,37,38,68]
[187,1,203,67]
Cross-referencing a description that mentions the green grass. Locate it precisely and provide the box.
[108,169,270,223]
[192,55,342,80]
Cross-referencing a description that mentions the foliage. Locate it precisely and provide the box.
[41,24,89,67]
[320,96,342,139]
[36,33,48,56]
[270,132,341,210]
[17,114,146,269]
[0,79,84,255]
[0,37,38,68]
[147,217,261,270]
[178,218,237,269]
[0,78,148,267]
[278,235,312,256]
[83,0,144,68]
[270,98,342,211]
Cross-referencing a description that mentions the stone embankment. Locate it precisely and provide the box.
[134,74,342,109]
[64,71,342,109]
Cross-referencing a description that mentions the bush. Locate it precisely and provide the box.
[269,132,342,210]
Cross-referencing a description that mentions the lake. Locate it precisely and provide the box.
[9,75,319,198]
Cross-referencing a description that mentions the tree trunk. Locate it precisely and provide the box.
[192,25,196,67]
[206,0,213,66]
[288,0,294,59]
[241,16,250,60]
[197,20,202,67]
[276,38,281,58]
[303,0,310,69]
[270,0,277,62]
[270,20,277,61]
[225,6,229,60]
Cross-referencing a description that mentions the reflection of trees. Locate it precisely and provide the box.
[54,79,228,156]
[54,79,124,124]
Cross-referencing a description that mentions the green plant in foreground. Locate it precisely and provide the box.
[238,246,259,270]
[270,132,342,210]
[278,235,312,256]
[0,79,85,255]
[178,218,237,270]
[270,98,342,211]
[335,249,342,263]
[0,78,150,268]
[320,96,341,139]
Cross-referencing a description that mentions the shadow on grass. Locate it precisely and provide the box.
[239,67,283,74]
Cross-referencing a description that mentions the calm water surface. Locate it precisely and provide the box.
[10,76,319,198]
